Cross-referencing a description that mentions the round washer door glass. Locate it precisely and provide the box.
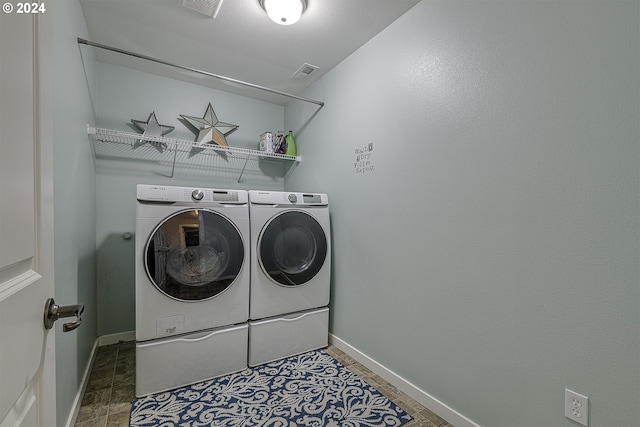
[145,209,245,301]
[258,210,327,286]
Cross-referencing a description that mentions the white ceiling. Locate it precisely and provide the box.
[79,0,421,105]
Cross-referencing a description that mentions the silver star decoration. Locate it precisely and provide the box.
[180,103,238,147]
[131,112,174,152]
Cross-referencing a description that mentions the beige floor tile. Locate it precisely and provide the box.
[75,415,107,427]
[106,410,131,427]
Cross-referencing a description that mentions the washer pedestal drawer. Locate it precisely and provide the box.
[248,307,329,367]
[136,323,248,397]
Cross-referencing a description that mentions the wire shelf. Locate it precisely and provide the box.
[87,126,300,182]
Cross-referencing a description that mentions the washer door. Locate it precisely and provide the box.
[258,210,327,286]
[145,209,244,301]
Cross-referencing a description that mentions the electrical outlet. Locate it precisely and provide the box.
[565,389,589,426]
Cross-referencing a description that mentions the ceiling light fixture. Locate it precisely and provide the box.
[259,0,307,26]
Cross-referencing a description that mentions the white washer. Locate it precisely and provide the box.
[248,190,331,366]
[135,184,250,396]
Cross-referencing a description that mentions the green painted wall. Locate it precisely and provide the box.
[285,1,639,426]
[52,1,97,425]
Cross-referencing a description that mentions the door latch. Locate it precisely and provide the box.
[44,298,84,332]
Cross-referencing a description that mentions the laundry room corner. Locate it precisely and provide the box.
[37,1,639,426]
[93,62,291,338]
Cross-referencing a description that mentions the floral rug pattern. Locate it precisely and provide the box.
[129,349,412,426]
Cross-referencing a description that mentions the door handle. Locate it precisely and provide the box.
[43,298,84,332]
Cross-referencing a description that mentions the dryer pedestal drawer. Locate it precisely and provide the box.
[136,323,248,397]
[248,307,329,367]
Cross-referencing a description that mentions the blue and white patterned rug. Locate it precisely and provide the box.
[129,349,412,426]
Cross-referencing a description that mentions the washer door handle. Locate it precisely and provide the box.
[44,298,84,332]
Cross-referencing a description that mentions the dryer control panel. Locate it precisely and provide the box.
[249,190,328,206]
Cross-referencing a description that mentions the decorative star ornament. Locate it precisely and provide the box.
[131,112,174,152]
[180,103,238,147]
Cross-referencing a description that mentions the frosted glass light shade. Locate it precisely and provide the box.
[262,0,305,25]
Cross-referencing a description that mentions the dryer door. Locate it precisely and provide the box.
[145,209,244,301]
[258,210,328,286]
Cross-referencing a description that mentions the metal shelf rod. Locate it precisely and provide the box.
[77,38,325,107]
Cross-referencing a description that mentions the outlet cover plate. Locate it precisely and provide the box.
[565,388,589,426]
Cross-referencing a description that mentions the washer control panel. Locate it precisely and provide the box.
[136,184,247,204]
[302,194,322,203]
[212,190,240,202]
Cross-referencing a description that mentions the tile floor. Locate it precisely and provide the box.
[74,341,136,427]
[74,341,454,427]
[325,345,454,427]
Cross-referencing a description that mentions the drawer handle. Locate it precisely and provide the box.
[281,311,313,322]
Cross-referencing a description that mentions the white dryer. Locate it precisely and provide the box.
[248,190,331,366]
[135,184,249,396]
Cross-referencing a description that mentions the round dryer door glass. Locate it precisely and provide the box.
[258,211,327,286]
[145,209,245,301]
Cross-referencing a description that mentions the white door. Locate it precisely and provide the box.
[0,3,56,427]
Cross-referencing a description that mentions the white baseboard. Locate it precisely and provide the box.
[68,332,478,427]
[329,334,481,427]
[65,338,99,427]
[98,330,135,346]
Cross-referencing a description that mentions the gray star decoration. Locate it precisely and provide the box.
[131,112,175,152]
[180,103,238,147]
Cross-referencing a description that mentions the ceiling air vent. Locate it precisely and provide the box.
[182,0,224,18]
[291,63,319,81]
